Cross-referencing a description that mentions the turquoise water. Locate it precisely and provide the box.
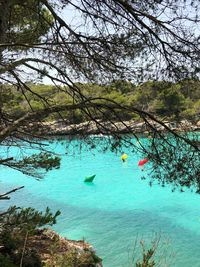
[1,138,200,266]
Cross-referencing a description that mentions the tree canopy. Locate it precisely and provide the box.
[0,1,200,265]
[1,80,200,123]
[0,0,199,201]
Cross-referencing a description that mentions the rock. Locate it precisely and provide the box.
[27,228,103,266]
[24,118,199,136]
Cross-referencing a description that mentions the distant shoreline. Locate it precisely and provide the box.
[29,119,200,136]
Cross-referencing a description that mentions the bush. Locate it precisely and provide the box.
[45,249,102,267]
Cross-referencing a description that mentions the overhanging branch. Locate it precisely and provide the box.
[0,186,24,200]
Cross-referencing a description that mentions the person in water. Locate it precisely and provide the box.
[121,152,128,162]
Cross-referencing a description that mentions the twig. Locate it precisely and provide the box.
[0,157,14,164]
[20,231,29,267]
[0,186,24,200]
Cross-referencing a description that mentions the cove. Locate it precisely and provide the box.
[1,137,200,267]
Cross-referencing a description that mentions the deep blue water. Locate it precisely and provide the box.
[1,138,200,267]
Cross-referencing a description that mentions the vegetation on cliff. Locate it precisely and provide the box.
[0,207,102,266]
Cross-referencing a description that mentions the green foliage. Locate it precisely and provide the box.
[16,250,42,267]
[180,108,197,121]
[108,79,136,94]
[0,254,16,267]
[2,206,61,230]
[8,1,53,46]
[45,249,102,267]
[153,85,185,118]
[133,81,172,111]
[28,84,59,101]
[136,247,156,267]
[1,79,200,122]
[27,152,61,171]
[145,135,200,193]
[0,207,61,267]
[10,152,61,178]
[178,79,200,100]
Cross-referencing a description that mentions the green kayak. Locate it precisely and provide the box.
[84,174,96,182]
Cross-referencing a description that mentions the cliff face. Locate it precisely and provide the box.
[27,228,103,267]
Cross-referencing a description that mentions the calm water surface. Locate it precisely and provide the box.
[1,138,200,267]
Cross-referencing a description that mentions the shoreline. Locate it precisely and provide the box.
[28,119,200,136]
[20,228,103,267]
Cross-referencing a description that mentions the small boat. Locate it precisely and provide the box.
[84,174,96,182]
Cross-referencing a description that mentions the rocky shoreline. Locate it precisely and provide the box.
[29,119,200,136]
[27,228,102,266]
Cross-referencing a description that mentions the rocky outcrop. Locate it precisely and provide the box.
[27,228,103,267]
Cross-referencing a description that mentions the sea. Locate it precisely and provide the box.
[1,136,200,267]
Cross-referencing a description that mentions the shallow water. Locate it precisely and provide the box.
[1,138,200,267]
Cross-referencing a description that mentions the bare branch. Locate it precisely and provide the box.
[0,186,24,200]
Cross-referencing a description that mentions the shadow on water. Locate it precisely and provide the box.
[1,182,200,267]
